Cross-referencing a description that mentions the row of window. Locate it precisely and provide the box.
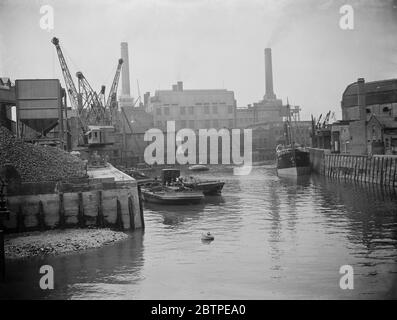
[156,119,235,129]
[156,105,234,116]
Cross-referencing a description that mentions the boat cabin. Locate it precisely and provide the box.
[161,169,181,185]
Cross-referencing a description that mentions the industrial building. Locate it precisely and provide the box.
[329,78,397,155]
[147,81,236,131]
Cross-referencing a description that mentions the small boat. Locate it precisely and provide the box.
[141,187,204,205]
[188,164,209,172]
[181,176,224,195]
[201,232,214,241]
[162,168,224,195]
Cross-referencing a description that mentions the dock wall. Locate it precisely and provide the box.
[308,148,397,187]
[3,181,144,233]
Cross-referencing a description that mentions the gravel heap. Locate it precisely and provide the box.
[5,228,129,259]
[0,126,87,182]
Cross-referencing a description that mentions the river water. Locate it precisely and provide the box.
[1,165,397,299]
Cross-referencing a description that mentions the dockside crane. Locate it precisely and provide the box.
[106,58,123,112]
[51,36,124,153]
[51,37,80,112]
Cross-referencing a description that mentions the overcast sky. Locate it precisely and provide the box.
[1,0,396,119]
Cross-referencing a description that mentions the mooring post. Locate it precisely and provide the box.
[138,186,145,230]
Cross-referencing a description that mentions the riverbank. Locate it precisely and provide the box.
[4,228,129,260]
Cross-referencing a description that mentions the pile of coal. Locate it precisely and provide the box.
[0,126,87,182]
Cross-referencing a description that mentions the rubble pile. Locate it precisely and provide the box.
[5,228,129,259]
[0,126,87,182]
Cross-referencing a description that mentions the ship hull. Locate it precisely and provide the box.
[276,148,311,177]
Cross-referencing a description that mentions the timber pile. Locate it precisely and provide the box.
[0,126,87,182]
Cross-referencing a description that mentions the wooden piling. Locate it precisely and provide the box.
[96,190,105,228]
[37,200,46,231]
[138,186,145,230]
[17,204,25,233]
[77,192,85,228]
[58,193,66,229]
[115,198,124,231]
[128,196,135,230]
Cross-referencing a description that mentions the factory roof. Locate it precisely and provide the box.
[342,79,397,108]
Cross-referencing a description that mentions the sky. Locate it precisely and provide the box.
[1,0,397,120]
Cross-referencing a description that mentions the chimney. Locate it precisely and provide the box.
[357,78,366,121]
[120,42,131,97]
[177,81,183,91]
[264,48,276,100]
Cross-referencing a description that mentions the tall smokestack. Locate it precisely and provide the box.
[264,48,276,100]
[119,42,134,107]
[121,42,131,97]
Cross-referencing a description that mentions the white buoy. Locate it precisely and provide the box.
[201,232,214,241]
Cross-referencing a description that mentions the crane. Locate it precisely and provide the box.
[106,58,123,111]
[52,36,124,149]
[51,37,80,111]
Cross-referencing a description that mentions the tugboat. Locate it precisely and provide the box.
[276,103,311,177]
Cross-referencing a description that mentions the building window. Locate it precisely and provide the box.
[189,106,194,114]
[228,106,233,113]
[228,119,234,128]
[204,106,209,114]
[156,108,161,115]
[205,119,211,127]
[157,121,162,127]
[164,107,170,115]
[181,120,187,128]
[181,106,186,115]
[189,120,195,128]
[213,119,219,127]
[213,105,218,114]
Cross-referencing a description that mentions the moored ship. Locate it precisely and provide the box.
[276,103,311,177]
[276,145,311,177]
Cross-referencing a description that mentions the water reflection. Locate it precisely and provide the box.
[1,167,397,299]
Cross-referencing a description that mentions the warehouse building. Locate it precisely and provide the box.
[331,78,397,155]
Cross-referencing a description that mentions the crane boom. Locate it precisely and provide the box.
[51,37,79,111]
[106,58,123,110]
[76,71,109,126]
